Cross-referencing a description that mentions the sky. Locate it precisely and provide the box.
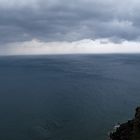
[1,0,140,55]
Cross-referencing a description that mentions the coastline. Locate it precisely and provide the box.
[110,107,140,140]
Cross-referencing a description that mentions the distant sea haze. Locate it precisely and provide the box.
[1,39,140,55]
[0,54,140,140]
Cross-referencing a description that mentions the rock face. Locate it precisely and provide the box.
[110,107,140,140]
[133,107,140,140]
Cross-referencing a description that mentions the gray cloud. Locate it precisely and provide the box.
[0,0,140,44]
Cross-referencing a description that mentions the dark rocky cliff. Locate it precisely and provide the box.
[110,107,140,140]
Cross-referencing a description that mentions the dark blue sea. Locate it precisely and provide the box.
[0,54,140,140]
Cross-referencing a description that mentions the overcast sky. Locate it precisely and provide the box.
[1,0,140,54]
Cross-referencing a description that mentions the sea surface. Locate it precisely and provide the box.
[0,54,140,140]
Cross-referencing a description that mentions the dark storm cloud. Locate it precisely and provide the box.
[0,0,140,44]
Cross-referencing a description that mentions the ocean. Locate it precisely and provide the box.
[0,54,140,140]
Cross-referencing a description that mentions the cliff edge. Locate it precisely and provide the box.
[110,107,140,140]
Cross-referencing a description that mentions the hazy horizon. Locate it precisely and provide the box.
[1,39,140,55]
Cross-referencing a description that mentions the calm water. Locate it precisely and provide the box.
[0,54,140,140]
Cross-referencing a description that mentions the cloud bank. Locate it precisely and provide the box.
[0,0,140,54]
[0,0,140,44]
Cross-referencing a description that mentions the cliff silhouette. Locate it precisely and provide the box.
[110,107,140,140]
